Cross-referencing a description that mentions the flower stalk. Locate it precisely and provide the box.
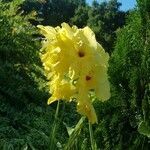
[49,101,60,150]
[89,121,97,150]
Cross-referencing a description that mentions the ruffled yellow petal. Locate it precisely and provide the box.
[48,76,76,105]
[37,25,57,41]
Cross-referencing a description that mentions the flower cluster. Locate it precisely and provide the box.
[38,23,110,124]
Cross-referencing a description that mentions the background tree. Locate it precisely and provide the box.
[21,0,86,26]
[71,4,89,28]
[93,0,150,149]
[0,1,52,149]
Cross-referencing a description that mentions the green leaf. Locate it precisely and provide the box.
[64,117,85,150]
[138,121,150,138]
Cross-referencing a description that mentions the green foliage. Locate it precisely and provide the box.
[21,0,86,26]
[0,0,52,149]
[92,1,150,149]
[71,5,89,28]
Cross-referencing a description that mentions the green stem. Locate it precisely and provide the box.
[89,121,96,150]
[49,101,60,150]
[54,100,60,119]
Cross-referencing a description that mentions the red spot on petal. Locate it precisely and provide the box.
[86,76,92,81]
[78,51,85,57]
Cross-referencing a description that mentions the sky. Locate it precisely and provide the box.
[86,0,137,11]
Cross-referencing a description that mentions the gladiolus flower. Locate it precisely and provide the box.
[38,23,110,124]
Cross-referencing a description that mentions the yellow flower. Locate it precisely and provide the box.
[38,23,110,124]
